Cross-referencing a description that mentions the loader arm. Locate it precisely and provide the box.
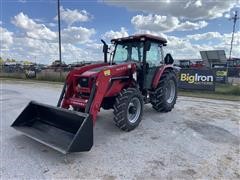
[88,63,137,123]
[88,70,112,123]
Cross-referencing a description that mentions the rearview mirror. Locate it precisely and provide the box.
[164,53,174,64]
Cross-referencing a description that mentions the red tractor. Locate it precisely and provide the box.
[12,34,178,154]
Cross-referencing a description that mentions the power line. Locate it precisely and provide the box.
[57,0,62,65]
[229,11,239,59]
[57,0,62,78]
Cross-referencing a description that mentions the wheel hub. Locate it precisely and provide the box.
[127,97,141,124]
[129,106,137,114]
[165,80,176,104]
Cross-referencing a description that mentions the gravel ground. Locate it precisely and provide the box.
[0,79,240,179]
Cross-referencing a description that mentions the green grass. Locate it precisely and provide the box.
[0,72,26,79]
[0,71,67,82]
[35,73,66,82]
[215,84,240,96]
[179,83,240,101]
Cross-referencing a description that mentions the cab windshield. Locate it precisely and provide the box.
[113,42,144,63]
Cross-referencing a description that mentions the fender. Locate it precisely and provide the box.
[152,64,174,89]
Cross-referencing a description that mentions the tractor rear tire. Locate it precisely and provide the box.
[113,88,143,131]
[151,69,177,112]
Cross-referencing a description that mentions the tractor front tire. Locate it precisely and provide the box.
[113,88,143,131]
[151,69,177,112]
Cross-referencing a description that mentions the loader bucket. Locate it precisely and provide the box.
[11,101,93,154]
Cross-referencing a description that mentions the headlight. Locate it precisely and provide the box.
[78,77,89,87]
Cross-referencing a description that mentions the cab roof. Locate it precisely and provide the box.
[111,34,167,44]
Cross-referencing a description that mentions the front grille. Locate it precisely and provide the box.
[78,77,89,87]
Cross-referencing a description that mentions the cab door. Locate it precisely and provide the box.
[144,42,163,89]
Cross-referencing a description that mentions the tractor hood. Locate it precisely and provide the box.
[75,62,136,80]
[81,66,108,77]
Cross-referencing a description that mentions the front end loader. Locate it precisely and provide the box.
[12,34,178,154]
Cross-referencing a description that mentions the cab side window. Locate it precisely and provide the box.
[132,44,144,61]
[146,42,161,67]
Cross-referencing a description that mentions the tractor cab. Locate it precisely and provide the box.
[110,34,173,90]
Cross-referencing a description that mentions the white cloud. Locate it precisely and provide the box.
[177,20,208,31]
[222,32,240,46]
[164,31,240,59]
[2,11,97,64]
[85,42,102,50]
[56,6,93,26]
[186,31,240,47]
[103,27,129,40]
[224,13,231,18]
[164,36,197,58]
[104,0,237,20]
[12,12,57,41]
[195,0,202,8]
[2,36,59,62]
[2,25,239,63]
[0,27,14,49]
[11,12,95,45]
[63,43,102,62]
[131,14,208,33]
[186,32,222,41]
[1,34,101,64]
[62,26,96,44]
[131,15,178,32]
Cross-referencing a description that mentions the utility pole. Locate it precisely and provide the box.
[57,0,62,78]
[229,11,239,60]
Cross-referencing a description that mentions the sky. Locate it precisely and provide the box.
[0,0,240,64]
